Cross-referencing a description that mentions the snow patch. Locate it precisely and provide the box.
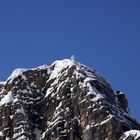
[123,130,140,139]
[56,101,62,110]
[0,91,14,106]
[6,65,49,84]
[45,87,54,98]
[0,131,3,136]
[16,135,27,140]
[36,64,49,70]
[7,68,28,83]
[16,107,26,116]
[90,94,104,102]
[86,125,90,130]
[0,81,6,85]
[49,59,75,79]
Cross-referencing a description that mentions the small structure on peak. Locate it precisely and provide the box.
[70,55,76,61]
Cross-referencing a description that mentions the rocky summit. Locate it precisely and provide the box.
[0,59,140,140]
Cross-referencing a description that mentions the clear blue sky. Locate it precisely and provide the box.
[0,0,140,122]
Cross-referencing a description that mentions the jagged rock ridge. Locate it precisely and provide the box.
[0,59,140,140]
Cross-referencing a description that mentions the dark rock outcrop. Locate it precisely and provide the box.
[115,91,129,113]
[0,59,139,140]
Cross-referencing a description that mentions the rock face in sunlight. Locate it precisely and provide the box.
[0,59,140,140]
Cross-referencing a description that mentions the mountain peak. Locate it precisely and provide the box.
[0,59,139,140]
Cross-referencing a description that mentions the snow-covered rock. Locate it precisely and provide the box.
[0,59,139,140]
[120,130,140,140]
[0,91,14,106]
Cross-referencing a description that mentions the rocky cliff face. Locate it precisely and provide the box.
[0,59,140,140]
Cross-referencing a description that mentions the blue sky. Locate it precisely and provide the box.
[0,0,140,121]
